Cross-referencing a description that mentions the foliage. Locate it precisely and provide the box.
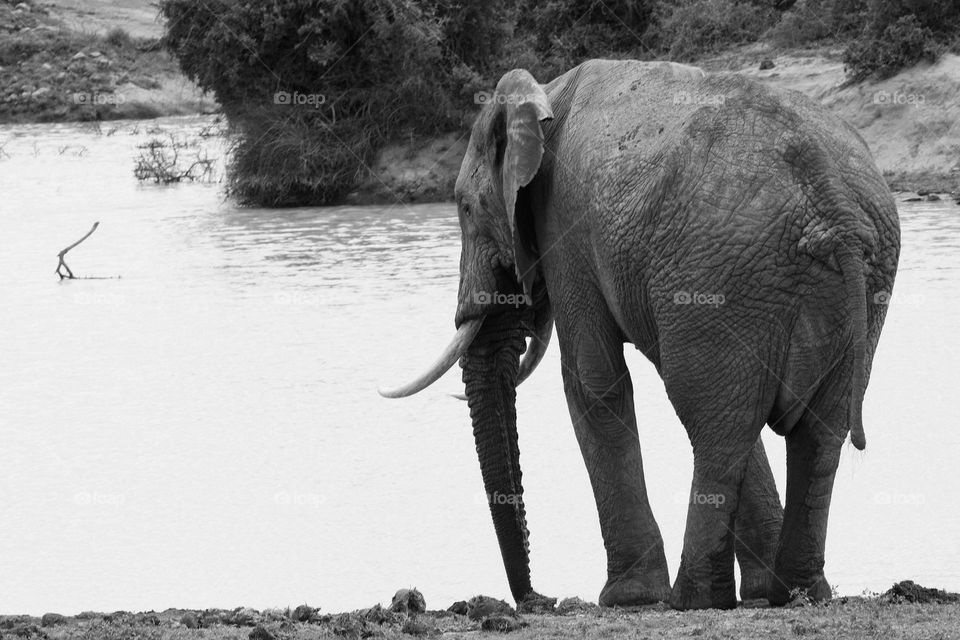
[842,0,960,79]
[156,0,960,205]
[767,0,866,47]
[648,0,780,61]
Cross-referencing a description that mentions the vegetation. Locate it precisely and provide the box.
[155,0,960,206]
[0,0,196,123]
[5,592,960,640]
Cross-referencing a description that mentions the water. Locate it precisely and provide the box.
[0,117,958,615]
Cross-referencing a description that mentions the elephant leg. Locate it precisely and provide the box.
[660,329,772,610]
[558,318,671,607]
[734,438,784,602]
[669,429,757,610]
[768,410,843,605]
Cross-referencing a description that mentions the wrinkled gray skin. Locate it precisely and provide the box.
[384,59,900,610]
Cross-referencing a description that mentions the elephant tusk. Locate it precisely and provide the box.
[448,312,553,402]
[378,318,485,398]
[517,310,553,386]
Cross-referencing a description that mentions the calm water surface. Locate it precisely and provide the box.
[1,117,958,614]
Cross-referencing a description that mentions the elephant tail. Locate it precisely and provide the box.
[836,243,867,450]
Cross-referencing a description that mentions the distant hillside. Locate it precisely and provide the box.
[0,0,212,123]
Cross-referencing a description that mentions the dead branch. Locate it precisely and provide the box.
[56,222,100,280]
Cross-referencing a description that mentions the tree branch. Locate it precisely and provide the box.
[56,221,100,280]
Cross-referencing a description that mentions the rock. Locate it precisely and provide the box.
[555,597,598,615]
[292,604,315,622]
[358,604,399,625]
[759,58,775,70]
[15,2,30,11]
[390,588,427,614]
[39,614,67,627]
[89,50,102,58]
[926,194,941,201]
[6,624,48,639]
[31,87,50,98]
[229,607,260,626]
[261,609,287,623]
[882,580,960,604]
[904,197,922,202]
[71,51,87,60]
[481,615,526,632]
[446,601,469,616]
[517,592,556,614]
[180,612,200,629]
[248,624,275,640]
[466,595,515,621]
[401,617,439,636]
[329,613,368,638]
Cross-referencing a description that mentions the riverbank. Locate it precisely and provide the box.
[0,0,211,123]
[3,1,958,199]
[6,583,959,640]
[351,45,960,202]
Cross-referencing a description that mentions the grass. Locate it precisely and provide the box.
[0,0,192,124]
[7,594,960,640]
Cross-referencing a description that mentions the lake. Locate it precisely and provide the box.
[0,116,958,615]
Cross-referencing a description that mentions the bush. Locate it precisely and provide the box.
[843,0,960,79]
[159,0,470,205]
[767,0,866,47]
[843,14,939,79]
[649,0,779,61]
[104,27,132,49]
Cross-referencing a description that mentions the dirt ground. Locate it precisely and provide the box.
[6,586,960,640]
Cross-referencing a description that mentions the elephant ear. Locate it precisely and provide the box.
[496,70,553,301]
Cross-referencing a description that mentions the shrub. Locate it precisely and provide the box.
[650,0,779,61]
[159,0,467,205]
[104,27,132,49]
[767,0,866,47]
[843,0,960,79]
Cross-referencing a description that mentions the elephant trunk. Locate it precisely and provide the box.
[461,311,533,603]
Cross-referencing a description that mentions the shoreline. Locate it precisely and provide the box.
[5,582,960,639]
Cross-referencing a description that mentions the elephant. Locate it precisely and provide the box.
[380,59,900,611]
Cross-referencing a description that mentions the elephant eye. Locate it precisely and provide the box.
[462,202,472,218]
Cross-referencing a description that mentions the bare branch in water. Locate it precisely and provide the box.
[56,222,100,280]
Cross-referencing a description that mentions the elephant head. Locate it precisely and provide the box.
[380,70,555,605]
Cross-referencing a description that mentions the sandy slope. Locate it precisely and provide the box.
[715,47,960,192]
[356,47,960,201]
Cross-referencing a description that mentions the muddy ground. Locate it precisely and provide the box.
[4,582,959,640]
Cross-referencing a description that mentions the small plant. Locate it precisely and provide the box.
[104,27,133,49]
[133,133,216,184]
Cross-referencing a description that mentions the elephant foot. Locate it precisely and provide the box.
[669,561,737,610]
[516,591,557,614]
[599,567,671,607]
[768,574,832,606]
[739,568,773,602]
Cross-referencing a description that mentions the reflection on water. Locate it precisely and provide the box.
[0,117,958,615]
